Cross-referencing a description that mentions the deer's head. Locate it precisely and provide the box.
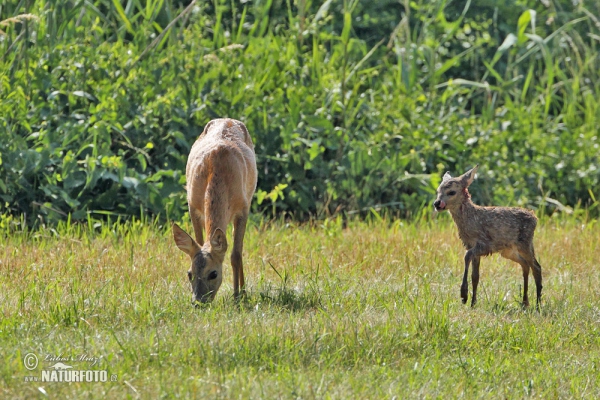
[434,165,478,212]
[173,224,227,304]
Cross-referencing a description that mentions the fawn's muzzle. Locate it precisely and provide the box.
[433,199,446,211]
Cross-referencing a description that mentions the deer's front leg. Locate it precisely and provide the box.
[462,249,475,304]
[231,212,248,299]
[471,256,480,307]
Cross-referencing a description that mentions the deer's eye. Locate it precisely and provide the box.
[208,271,218,280]
[447,191,456,196]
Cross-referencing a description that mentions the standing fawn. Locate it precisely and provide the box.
[433,165,543,308]
[173,118,257,304]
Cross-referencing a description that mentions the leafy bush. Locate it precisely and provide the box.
[0,0,599,226]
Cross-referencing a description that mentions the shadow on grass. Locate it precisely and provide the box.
[489,300,544,316]
[237,261,323,312]
[240,285,322,312]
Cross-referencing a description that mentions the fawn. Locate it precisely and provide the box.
[173,118,257,304]
[433,165,543,308]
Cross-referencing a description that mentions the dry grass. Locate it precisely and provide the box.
[0,215,599,398]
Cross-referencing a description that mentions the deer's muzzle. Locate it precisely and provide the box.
[434,199,447,211]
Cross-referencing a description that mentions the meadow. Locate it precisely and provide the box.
[2,1,600,397]
[1,214,599,398]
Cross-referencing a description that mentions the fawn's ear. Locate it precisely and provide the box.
[173,223,201,258]
[461,165,479,187]
[209,228,228,257]
[442,172,452,182]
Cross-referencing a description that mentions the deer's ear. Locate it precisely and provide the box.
[173,223,200,258]
[209,228,228,256]
[200,119,216,138]
[442,172,452,182]
[461,165,479,187]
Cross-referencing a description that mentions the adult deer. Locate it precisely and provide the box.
[173,118,257,304]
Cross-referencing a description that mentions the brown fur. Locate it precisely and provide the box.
[173,118,257,304]
[433,165,542,308]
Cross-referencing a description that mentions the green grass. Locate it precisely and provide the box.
[1,216,599,398]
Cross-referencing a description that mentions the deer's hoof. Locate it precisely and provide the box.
[461,289,468,304]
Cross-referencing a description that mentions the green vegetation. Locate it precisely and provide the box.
[1,0,599,224]
[1,216,599,397]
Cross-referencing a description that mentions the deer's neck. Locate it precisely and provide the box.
[449,199,477,222]
[203,182,231,238]
[205,210,229,238]
[448,196,480,247]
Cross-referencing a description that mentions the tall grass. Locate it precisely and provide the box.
[0,215,599,397]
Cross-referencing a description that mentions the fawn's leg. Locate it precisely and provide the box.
[190,207,204,245]
[531,257,543,310]
[462,250,475,304]
[518,246,542,309]
[231,212,248,298]
[471,256,481,307]
[519,262,530,308]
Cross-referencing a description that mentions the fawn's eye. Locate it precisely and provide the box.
[187,271,192,281]
[208,271,218,280]
[447,191,456,196]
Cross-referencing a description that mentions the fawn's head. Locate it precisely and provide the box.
[434,165,479,212]
[172,223,228,305]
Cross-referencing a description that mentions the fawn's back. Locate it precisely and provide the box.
[452,204,538,256]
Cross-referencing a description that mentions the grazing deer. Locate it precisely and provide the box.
[433,165,542,308]
[173,118,257,304]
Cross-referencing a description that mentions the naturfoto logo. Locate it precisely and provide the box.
[23,353,117,383]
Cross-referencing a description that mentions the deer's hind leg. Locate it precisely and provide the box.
[518,245,543,309]
[501,247,532,307]
[531,257,542,308]
[519,262,531,308]
[231,211,249,299]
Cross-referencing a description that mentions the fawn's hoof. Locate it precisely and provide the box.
[461,289,468,304]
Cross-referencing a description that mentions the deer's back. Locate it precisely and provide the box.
[454,205,538,254]
[186,119,257,215]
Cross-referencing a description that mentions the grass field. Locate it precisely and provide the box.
[1,215,599,398]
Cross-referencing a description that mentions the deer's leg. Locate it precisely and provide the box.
[189,207,204,245]
[518,246,542,309]
[531,257,543,310]
[520,262,530,308]
[231,212,248,298]
[462,250,474,304]
[471,256,481,307]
